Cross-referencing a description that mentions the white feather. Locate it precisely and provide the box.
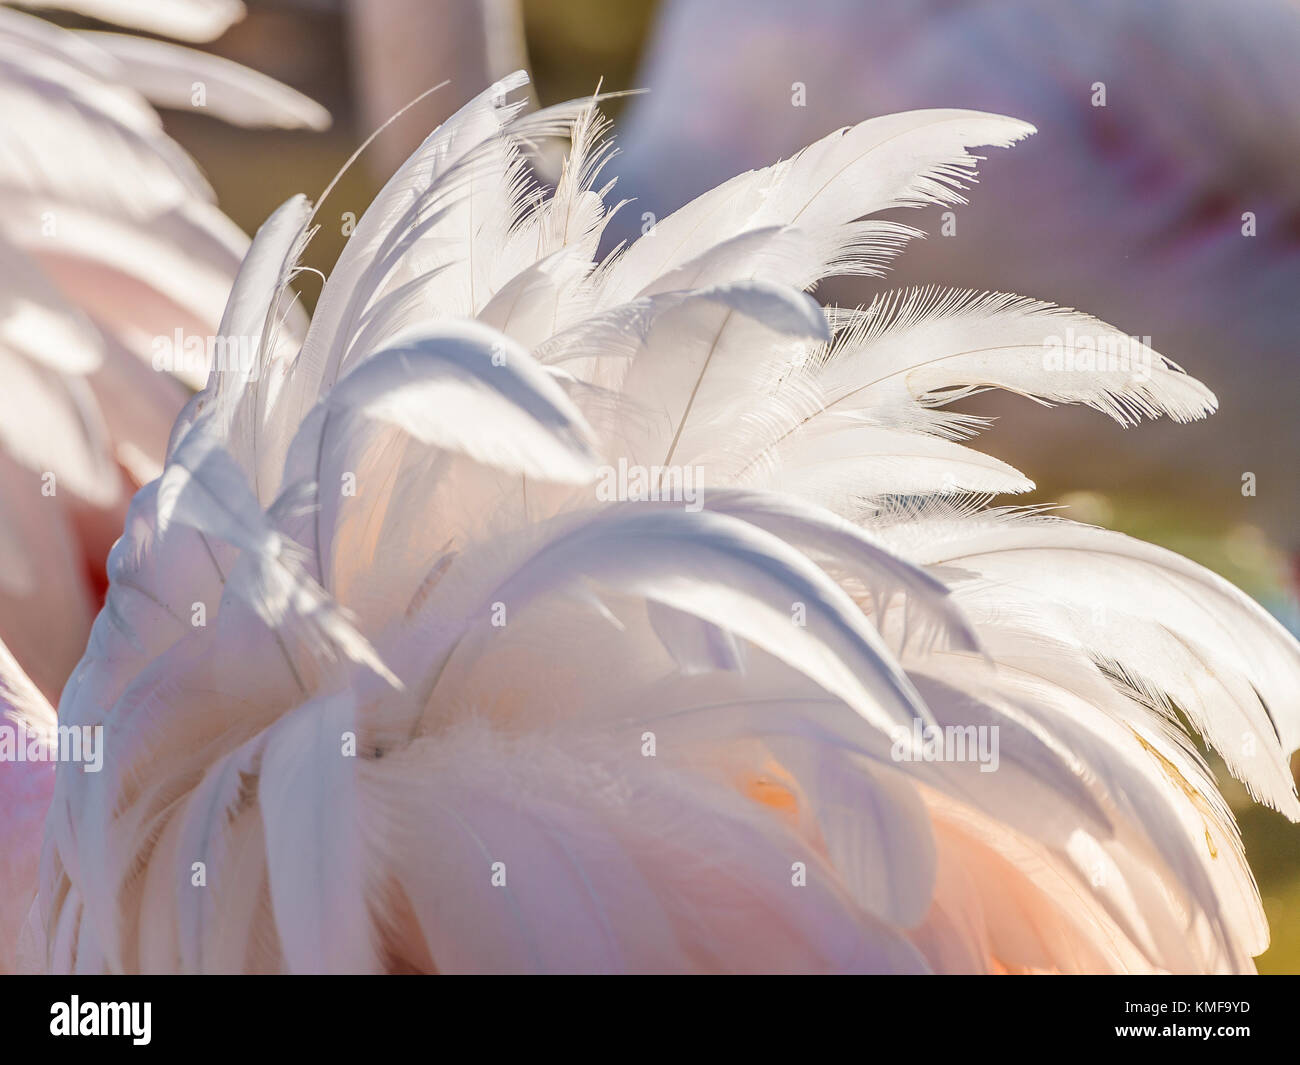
[80,31,329,130]
[34,76,1300,976]
[11,0,245,43]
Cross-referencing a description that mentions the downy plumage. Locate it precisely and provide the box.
[31,72,1300,973]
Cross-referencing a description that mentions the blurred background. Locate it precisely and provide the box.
[30,0,1300,970]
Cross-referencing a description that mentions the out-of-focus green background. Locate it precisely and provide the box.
[45,0,1300,971]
